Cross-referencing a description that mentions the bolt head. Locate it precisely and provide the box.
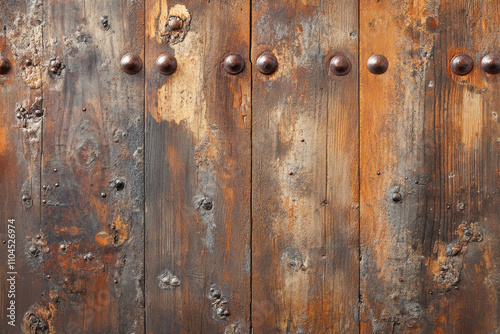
[0,57,12,75]
[224,53,245,75]
[330,54,352,76]
[115,179,125,191]
[392,192,403,202]
[450,54,473,76]
[168,16,183,31]
[367,55,389,75]
[481,53,500,75]
[256,52,278,75]
[120,53,143,75]
[156,53,177,75]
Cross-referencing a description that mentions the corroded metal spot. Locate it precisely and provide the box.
[160,5,191,45]
[209,286,230,320]
[48,57,65,77]
[158,271,180,290]
[23,304,54,334]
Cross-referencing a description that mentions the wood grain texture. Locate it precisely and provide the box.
[38,0,145,332]
[251,1,359,332]
[0,1,43,332]
[360,0,500,332]
[144,1,251,333]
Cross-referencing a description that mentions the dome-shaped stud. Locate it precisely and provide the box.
[156,53,177,75]
[481,54,500,75]
[330,54,352,76]
[256,52,278,75]
[223,54,245,75]
[450,54,473,76]
[120,53,142,75]
[0,57,12,75]
[367,55,388,75]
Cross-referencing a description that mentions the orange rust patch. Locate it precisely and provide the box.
[95,216,130,246]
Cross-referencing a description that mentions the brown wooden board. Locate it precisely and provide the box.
[251,1,359,332]
[36,0,145,332]
[0,1,43,332]
[144,1,251,333]
[360,0,500,332]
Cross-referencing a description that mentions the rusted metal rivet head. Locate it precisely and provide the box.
[115,179,125,191]
[82,107,87,112]
[156,53,177,75]
[168,16,183,31]
[120,53,143,75]
[367,55,389,75]
[450,54,473,76]
[53,168,58,172]
[481,54,500,75]
[256,52,278,75]
[54,182,59,187]
[101,192,107,198]
[36,234,41,239]
[114,279,118,284]
[35,109,43,117]
[223,54,245,75]
[46,275,51,279]
[42,199,47,204]
[59,243,67,251]
[330,54,352,76]
[24,59,33,67]
[392,192,403,202]
[0,57,12,75]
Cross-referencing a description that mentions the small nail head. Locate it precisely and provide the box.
[120,53,143,75]
[156,53,177,75]
[35,109,43,117]
[392,192,403,202]
[0,57,12,75]
[481,53,500,75]
[223,53,245,75]
[450,54,473,76]
[101,192,107,198]
[330,54,352,76]
[367,55,389,75]
[256,52,278,75]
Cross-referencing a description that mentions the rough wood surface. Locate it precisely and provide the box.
[36,0,145,332]
[360,0,500,332]
[144,1,251,333]
[251,1,359,332]
[0,1,43,332]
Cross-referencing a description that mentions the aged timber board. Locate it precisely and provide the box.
[360,0,500,332]
[251,0,359,333]
[144,1,251,333]
[2,0,145,332]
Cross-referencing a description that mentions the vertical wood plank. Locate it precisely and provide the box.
[0,1,43,332]
[360,0,500,332]
[39,0,145,332]
[144,1,251,333]
[251,1,359,332]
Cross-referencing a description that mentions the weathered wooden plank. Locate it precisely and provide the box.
[37,0,145,332]
[251,1,359,332]
[144,1,251,333]
[360,0,500,332]
[0,1,43,332]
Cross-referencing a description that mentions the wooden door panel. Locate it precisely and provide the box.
[144,1,251,333]
[251,1,359,332]
[360,0,500,332]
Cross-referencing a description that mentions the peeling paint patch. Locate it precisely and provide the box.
[23,303,55,334]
